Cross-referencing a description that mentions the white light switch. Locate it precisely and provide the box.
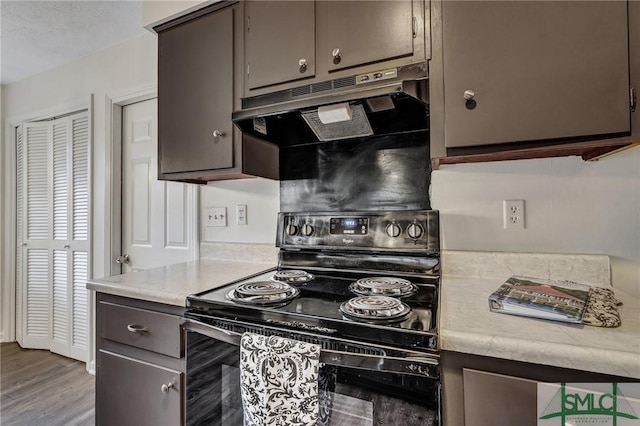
[206,207,227,227]
[236,204,247,225]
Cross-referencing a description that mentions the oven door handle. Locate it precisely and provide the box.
[181,317,242,346]
[182,317,440,378]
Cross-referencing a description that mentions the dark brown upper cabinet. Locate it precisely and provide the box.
[430,0,636,167]
[245,1,316,90]
[157,3,278,183]
[243,0,428,97]
[317,1,415,73]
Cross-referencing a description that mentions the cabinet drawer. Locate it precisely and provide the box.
[97,350,182,426]
[100,301,183,358]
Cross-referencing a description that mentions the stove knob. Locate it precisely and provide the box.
[286,223,298,236]
[385,223,402,238]
[302,224,314,237]
[407,223,424,240]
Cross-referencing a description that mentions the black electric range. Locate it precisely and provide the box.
[188,210,440,352]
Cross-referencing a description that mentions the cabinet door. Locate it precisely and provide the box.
[462,368,538,426]
[443,1,630,149]
[245,1,315,90]
[97,350,183,426]
[158,7,234,174]
[319,1,415,72]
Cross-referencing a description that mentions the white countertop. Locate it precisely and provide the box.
[87,249,640,378]
[87,259,276,306]
[440,274,640,379]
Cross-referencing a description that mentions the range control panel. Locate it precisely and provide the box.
[276,210,439,253]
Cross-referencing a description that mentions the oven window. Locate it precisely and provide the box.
[186,332,439,426]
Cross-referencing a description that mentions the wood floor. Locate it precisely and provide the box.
[1,342,95,425]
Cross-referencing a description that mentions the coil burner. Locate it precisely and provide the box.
[350,277,417,298]
[340,296,411,321]
[271,269,315,285]
[227,281,299,306]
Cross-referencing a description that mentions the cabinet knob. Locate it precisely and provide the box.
[161,382,173,394]
[464,90,477,109]
[212,129,225,138]
[299,58,308,73]
[127,324,148,333]
[332,48,341,65]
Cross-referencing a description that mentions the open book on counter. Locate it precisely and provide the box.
[488,276,591,324]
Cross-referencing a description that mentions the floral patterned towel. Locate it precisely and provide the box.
[240,333,321,426]
[582,287,622,328]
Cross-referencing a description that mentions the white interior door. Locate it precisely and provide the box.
[16,112,90,362]
[121,99,197,272]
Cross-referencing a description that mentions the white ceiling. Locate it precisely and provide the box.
[1,0,147,85]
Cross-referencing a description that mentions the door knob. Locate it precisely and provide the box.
[212,129,225,138]
[116,254,130,264]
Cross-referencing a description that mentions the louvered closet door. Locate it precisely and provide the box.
[68,115,90,361]
[17,113,90,362]
[20,122,52,350]
[16,126,24,344]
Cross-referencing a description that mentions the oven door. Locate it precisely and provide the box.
[182,316,440,426]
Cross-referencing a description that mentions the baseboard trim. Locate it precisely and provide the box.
[86,359,96,375]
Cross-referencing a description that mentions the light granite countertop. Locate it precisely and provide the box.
[440,251,640,379]
[87,259,276,306]
[87,248,640,378]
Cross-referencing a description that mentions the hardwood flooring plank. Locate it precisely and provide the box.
[1,342,95,425]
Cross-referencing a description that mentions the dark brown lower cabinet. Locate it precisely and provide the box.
[461,368,538,426]
[95,293,186,426]
[441,351,638,426]
[97,350,182,426]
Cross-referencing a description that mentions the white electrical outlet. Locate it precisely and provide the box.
[236,204,247,225]
[503,199,525,230]
[206,207,227,227]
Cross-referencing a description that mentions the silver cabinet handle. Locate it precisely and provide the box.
[463,89,475,101]
[298,58,308,73]
[161,382,173,394]
[332,48,341,65]
[212,129,224,138]
[64,244,70,249]
[127,324,148,333]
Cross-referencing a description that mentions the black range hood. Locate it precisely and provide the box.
[232,62,429,147]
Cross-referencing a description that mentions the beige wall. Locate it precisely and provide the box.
[201,179,280,244]
[431,152,640,298]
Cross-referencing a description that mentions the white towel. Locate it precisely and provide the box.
[240,333,321,426]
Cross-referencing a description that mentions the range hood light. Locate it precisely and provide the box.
[317,102,353,124]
